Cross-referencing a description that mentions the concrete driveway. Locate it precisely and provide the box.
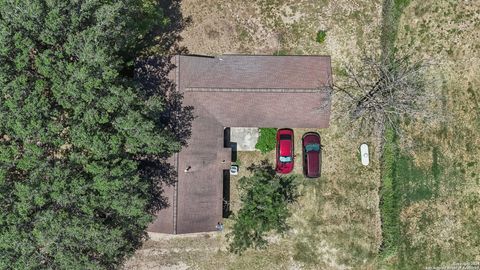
[229,127,259,151]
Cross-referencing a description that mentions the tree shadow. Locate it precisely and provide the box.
[135,55,194,148]
[153,0,192,55]
[139,157,178,213]
[247,159,276,176]
[121,0,192,77]
[133,0,193,215]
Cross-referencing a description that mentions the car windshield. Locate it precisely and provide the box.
[305,143,320,152]
[279,156,292,163]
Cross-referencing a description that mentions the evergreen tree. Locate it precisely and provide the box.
[0,0,191,268]
[228,161,299,254]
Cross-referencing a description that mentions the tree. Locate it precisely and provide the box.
[228,160,298,254]
[333,52,438,135]
[0,0,191,268]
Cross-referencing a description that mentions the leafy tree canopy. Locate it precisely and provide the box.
[0,0,191,268]
[228,161,298,254]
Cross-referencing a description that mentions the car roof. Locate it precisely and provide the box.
[306,151,320,177]
[279,139,292,156]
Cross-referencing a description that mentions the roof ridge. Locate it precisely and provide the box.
[184,87,328,93]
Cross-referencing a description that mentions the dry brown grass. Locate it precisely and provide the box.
[180,0,383,69]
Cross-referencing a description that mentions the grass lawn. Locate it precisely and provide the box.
[379,0,480,268]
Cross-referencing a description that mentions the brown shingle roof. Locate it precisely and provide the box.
[148,55,332,234]
[190,91,331,128]
[179,55,331,90]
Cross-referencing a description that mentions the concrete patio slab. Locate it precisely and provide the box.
[230,127,259,151]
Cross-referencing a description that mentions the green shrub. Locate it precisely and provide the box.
[273,49,289,56]
[227,161,299,254]
[255,128,277,153]
[316,30,327,44]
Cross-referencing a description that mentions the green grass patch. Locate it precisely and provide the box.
[333,66,349,77]
[381,0,412,52]
[315,30,327,44]
[380,126,401,257]
[255,128,277,153]
[380,127,451,269]
[273,49,289,56]
[293,240,319,265]
[378,0,414,261]
[395,150,441,205]
[380,126,444,257]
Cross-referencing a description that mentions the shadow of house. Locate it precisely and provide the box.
[224,127,239,162]
[148,55,332,234]
[222,169,231,218]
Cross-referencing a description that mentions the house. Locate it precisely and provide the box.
[147,55,332,234]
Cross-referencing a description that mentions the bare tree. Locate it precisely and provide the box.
[333,51,440,137]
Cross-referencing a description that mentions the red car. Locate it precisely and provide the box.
[276,128,294,174]
[302,132,321,178]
